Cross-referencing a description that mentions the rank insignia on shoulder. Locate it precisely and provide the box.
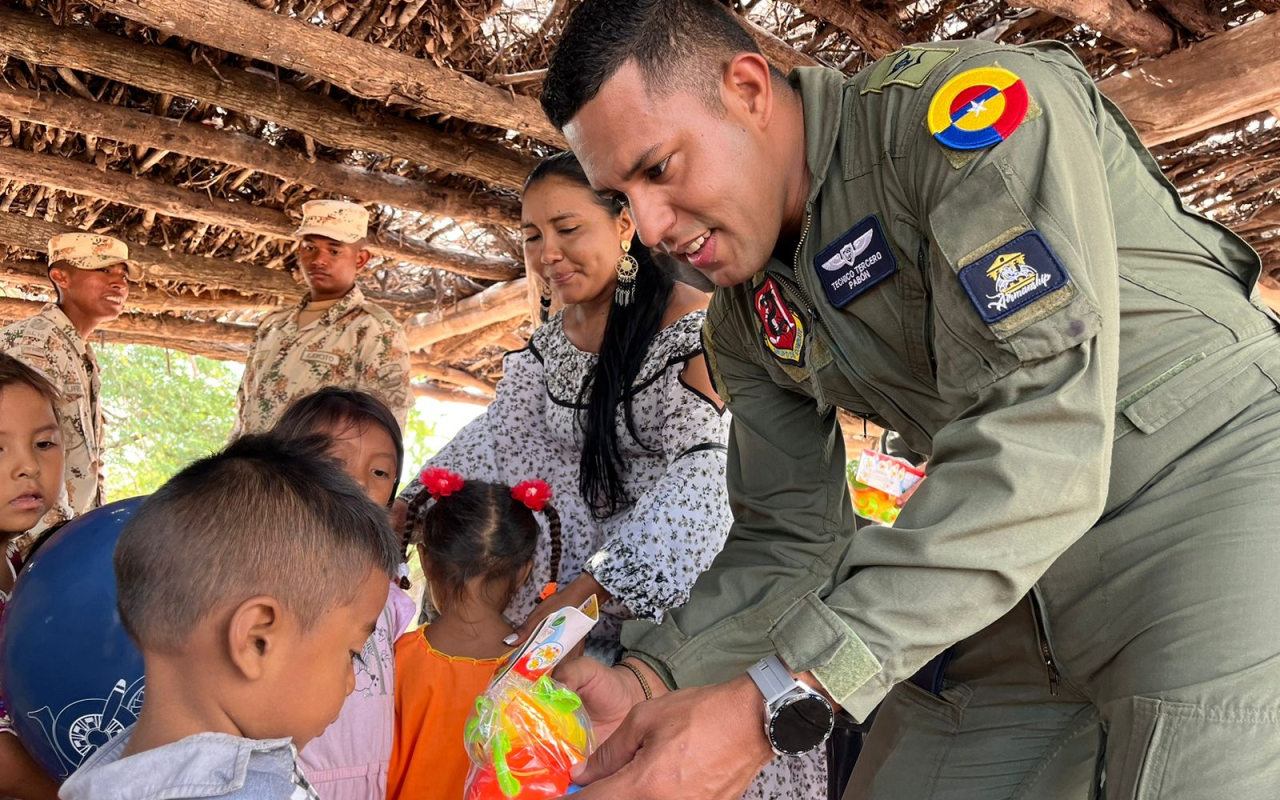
[958,231,1068,324]
[927,66,1029,152]
[753,277,806,366]
[861,46,957,95]
[814,215,898,308]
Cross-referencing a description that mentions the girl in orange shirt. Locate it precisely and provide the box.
[389,470,561,800]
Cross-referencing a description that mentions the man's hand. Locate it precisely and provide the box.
[555,657,658,742]
[506,573,612,647]
[390,497,409,537]
[567,676,773,799]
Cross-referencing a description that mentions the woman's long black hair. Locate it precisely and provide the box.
[525,152,675,519]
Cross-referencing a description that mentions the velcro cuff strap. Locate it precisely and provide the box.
[768,593,882,706]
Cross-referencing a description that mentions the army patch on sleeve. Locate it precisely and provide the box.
[927,66,1029,152]
[958,231,1068,324]
[861,46,957,95]
[753,277,806,366]
[813,215,898,309]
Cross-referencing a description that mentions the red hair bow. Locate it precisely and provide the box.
[511,479,553,512]
[420,467,465,499]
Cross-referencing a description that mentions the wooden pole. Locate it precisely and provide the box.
[81,0,564,146]
[1098,11,1280,145]
[410,360,498,395]
[0,296,255,347]
[412,382,493,407]
[0,8,537,190]
[404,279,529,350]
[0,85,521,228]
[1005,0,1174,54]
[0,147,521,281]
[790,0,905,58]
[0,212,301,299]
[0,260,274,314]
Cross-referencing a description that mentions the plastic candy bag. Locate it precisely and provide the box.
[847,449,924,525]
[464,597,599,800]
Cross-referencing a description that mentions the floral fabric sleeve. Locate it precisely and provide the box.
[585,357,733,621]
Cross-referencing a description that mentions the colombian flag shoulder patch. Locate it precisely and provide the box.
[927,66,1030,152]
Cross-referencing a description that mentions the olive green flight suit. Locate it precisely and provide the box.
[622,41,1280,798]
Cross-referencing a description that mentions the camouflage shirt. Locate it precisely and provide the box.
[1,304,104,533]
[233,286,413,436]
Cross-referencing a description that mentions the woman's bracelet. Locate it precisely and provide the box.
[618,659,654,700]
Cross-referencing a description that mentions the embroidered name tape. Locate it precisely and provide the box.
[814,215,897,309]
[958,230,1069,324]
[753,277,806,366]
[301,350,340,366]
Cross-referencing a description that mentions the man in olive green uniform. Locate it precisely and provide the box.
[540,2,1280,799]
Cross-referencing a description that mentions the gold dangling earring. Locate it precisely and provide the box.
[614,239,639,307]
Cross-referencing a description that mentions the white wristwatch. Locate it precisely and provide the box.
[747,655,835,757]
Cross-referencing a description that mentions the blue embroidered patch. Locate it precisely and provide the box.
[958,231,1069,324]
[813,215,898,308]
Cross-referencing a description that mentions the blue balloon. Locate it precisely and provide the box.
[0,498,146,781]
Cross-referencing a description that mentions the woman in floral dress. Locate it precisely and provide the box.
[395,152,824,799]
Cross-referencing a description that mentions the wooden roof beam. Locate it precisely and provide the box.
[0,259,275,314]
[739,16,823,72]
[0,296,255,348]
[1005,0,1174,54]
[404,279,529,350]
[0,211,300,299]
[1099,10,1280,145]
[789,1,905,58]
[0,146,522,282]
[82,0,564,146]
[412,382,492,407]
[0,85,520,229]
[0,8,536,190]
[409,360,498,396]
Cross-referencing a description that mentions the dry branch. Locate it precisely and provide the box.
[1099,11,1280,145]
[790,0,905,58]
[739,16,823,72]
[0,85,521,228]
[404,278,528,350]
[0,8,537,190]
[82,0,564,145]
[1006,0,1174,54]
[0,212,300,298]
[0,296,255,347]
[0,146,521,281]
[410,359,498,395]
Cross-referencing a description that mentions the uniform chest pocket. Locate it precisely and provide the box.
[895,231,938,384]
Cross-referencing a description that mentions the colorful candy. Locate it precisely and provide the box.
[847,449,923,526]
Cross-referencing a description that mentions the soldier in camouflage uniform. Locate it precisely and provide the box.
[539,2,1280,799]
[1,233,140,536]
[232,200,413,436]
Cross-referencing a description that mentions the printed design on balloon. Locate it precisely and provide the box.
[26,676,145,778]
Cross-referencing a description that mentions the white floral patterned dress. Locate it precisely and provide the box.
[401,309,826,800]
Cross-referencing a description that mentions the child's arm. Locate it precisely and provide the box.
[0,733,60,800]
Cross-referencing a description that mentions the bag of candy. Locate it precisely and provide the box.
[846,449,925,525]
[464,596,599,799]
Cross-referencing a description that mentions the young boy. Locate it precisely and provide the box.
[1,233,139,537]
[231,200,413,438]
[0,354,63,800]
[59,434,400,800]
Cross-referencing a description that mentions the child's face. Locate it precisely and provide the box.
[323,420,398,507]
[264,566,389,748]
[0,384,64,536]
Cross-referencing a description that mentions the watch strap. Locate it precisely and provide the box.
[748,654,800,707]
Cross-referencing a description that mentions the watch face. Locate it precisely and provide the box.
[769,694,834,756]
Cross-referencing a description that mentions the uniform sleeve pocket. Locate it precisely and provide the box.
[927,161,1101,368]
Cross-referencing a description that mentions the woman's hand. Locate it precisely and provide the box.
[505,572,612,647]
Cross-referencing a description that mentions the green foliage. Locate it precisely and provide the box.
[97,344,241,499]
[401,406,436,488]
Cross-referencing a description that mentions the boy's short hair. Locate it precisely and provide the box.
[541,0,772,130]
[0,353,62,407]
[114,434,399,653]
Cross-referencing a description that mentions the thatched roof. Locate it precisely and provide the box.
[1,0,1277,402]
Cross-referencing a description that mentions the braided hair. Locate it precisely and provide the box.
[406,476,563,610]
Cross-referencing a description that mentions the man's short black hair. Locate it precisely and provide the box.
[114,434,399,653]
[542,0,767,130]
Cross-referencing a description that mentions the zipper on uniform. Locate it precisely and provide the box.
[789,205,819,320]
[1028,587,1061,697]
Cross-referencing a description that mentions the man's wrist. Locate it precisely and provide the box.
[617,657,670,701]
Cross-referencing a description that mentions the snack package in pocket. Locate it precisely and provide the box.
[847,449,924,526]
[464,596,600,799]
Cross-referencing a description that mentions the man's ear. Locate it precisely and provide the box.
[355,246,373,271]
[722,52,776,131]
[227,595,285,681]
[48,264,73,294]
